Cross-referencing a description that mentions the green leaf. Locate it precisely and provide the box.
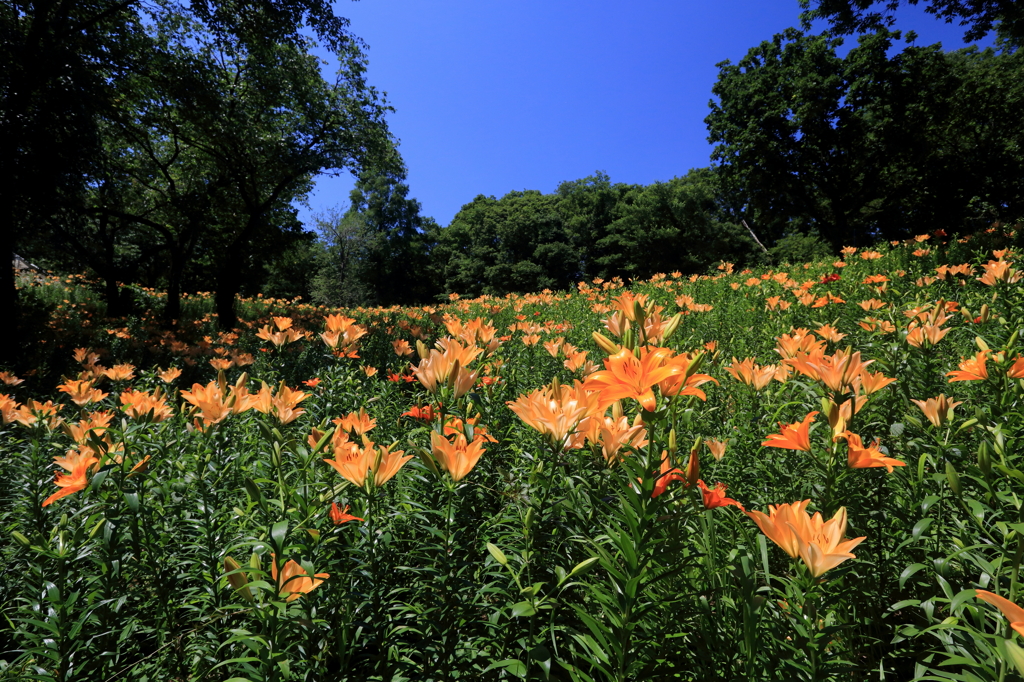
[483,659,527,677]
[270,520,288,552]
[1005,640,1024,677]
[900,563,927,589]
[511,601,537,617]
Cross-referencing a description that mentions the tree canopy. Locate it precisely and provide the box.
[799,0,1024,43]
[3,0,396,332]
[706,28,1024,249]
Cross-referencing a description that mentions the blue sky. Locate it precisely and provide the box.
[298,0,994,229]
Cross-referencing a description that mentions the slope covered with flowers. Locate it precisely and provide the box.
[3,232,1024,681]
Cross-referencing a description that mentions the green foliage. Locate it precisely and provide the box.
[707,28,1024,250]
[798,0,1024,44]
[431,169,759,296]
[4,0,396,331]
[6,233,1024,680]
[769,232,835,265]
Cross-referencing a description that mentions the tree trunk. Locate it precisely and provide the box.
[0,222,18,362]
[215,258,241,330]
[163,246,186,326]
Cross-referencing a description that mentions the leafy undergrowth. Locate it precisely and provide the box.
[3,231,1024,681]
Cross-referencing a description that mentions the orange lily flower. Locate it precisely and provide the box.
[651,452,688,499]
[905,324,950,349]
[910,395,963,428]
[104,363,136,382]
[0,371,24,386]
[393,339,414,357]
[329,502,363,525]
[815,324,847,343]
[57,378,108,407]
[157,367,182,383]
[792,349,872,394]
[762,411,818,452]
[507,380,600,449]
[726,357,777,391]
[323,437,412,490]
[402,404,436,421]
[580,412,648,464]
[706,439,727,461]
[429,430,488,482]
[1008,356,1024,379]
[775,330,825,359]
[840,432,906,473]
[42,449,99,507]
[697,480,745,511]
[119,389,174,422]
[975,590,1024,637]
[947,351,989,382]
[270,555,329,602]
[583,346,684,411]
[745,501,865,577]
[412,338,481,397]
[857,369,896,395]
[335,408,377,435]
[251,383,309,425]
[14,400,64,430]
[978,259,1021,286]
[0,394,18,425]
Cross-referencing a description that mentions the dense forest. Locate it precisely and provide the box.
[4,0,1024,331]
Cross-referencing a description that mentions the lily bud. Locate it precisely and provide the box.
[685,440,701,488]
[592,332,621,356]
[633,301,647,328]
[978,441,991,476]
[621,327,636,352]
[661,313,683,342]
[979,304,990,324]
[945,461,961,496]
[416,340,430,360]
[224,556,253,602]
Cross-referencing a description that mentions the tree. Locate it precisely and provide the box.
[344,166,437,306]
[433,190,574,296]
[705,28,1024,249]
[310,207,375,307]
[62,5,394,327]
[798,0,1024,43]
[2,0,389,345]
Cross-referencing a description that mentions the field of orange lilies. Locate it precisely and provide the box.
[3,230,1024,681]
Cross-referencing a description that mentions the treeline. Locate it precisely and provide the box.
[307,168,762,306]
[308,27,1024,306]
[5,1,1024,328]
